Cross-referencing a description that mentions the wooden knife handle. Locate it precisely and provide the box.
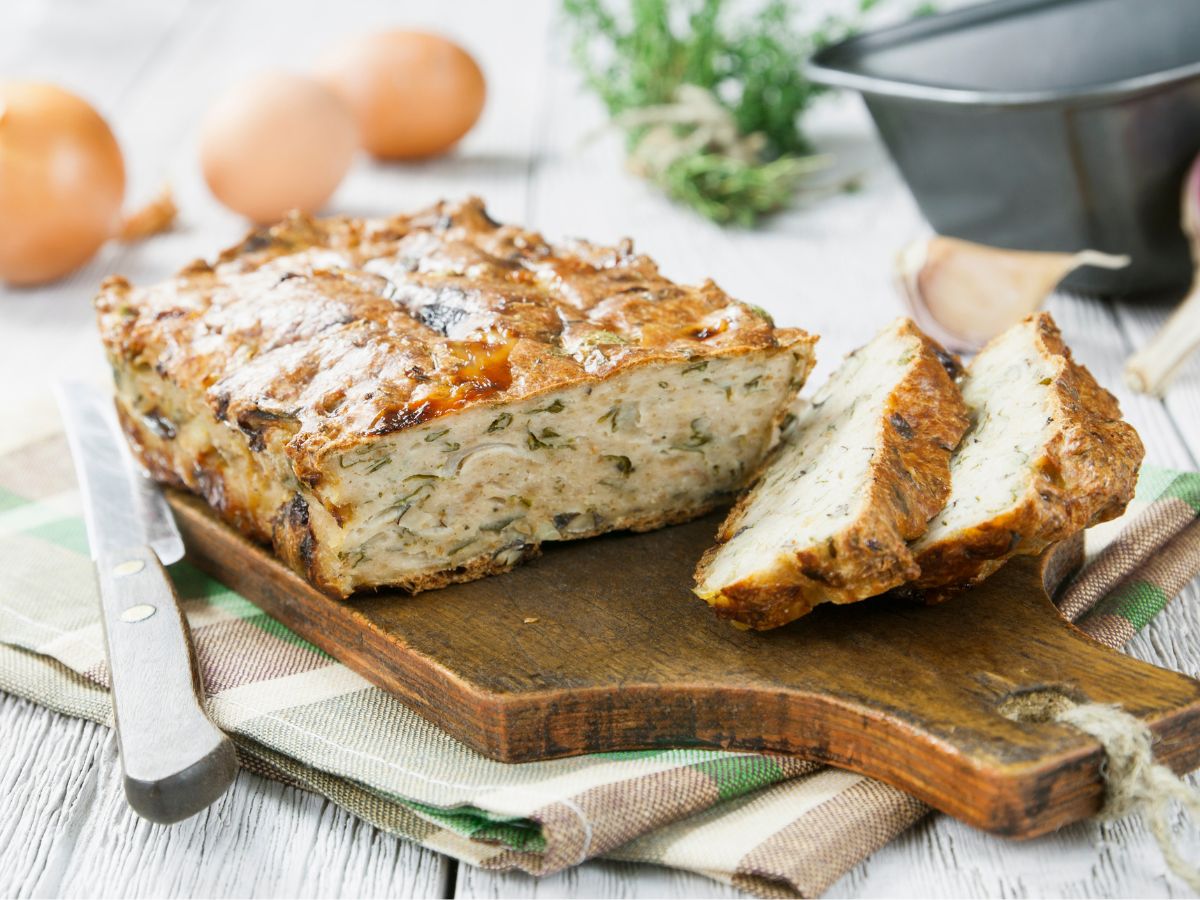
[96,545,237,824]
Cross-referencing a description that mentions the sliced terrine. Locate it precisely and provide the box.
[96,198,816,597]
[693,318,969,629]
[912,312,1143,592]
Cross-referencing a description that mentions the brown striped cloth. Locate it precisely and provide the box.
[0,433,1197,898]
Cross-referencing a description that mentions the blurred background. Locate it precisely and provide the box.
[2,0,1200,450]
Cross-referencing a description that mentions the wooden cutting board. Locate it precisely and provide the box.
[166,491,1200,839]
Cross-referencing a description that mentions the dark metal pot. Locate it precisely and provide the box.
[808,0,1200,295]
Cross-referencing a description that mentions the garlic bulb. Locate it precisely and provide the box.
[897,235,1129,352]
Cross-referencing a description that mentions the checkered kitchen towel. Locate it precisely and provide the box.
[1,432,1198,898]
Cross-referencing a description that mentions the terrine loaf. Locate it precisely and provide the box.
[96,198,816,597]
[911,312,1143,592]
[693,317,970,630]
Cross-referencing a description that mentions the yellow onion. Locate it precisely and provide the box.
[0,81,126,285]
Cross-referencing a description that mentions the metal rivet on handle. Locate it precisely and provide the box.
[113,560,145,577]
[121,604,157,623]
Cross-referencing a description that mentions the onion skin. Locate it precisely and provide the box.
[316,31,486,160]
[0,82,125,285]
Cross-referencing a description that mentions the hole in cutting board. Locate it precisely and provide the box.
[998,687,1088,724]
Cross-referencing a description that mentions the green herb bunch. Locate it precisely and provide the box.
[563,0,879,225]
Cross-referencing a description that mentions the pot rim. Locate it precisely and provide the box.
[808,0,1200,109]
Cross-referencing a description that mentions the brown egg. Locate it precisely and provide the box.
[200,72,358,224]
[316,31,486,160]
[0,81,125,285]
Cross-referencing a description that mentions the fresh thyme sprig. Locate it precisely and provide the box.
[659,151,831,227]
[562,0,879,225]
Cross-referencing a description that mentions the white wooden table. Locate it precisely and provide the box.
[1,1,1197,896]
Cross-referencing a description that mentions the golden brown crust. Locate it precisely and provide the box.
[913,312,1144,594]
[696,319,970,629]
[96,197,811,488]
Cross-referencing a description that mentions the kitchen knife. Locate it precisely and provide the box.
[56,382,237,824]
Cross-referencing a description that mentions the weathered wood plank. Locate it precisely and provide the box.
[825,771,1199,899]
[0,694,108,899]
[456,859,746,899]
[0,693,452,899]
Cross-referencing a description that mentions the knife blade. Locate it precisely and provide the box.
[57,382,185,565]
[56,382,237,824]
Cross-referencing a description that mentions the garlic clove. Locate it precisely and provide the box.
[1124,153,1200,396]
[897,235,1130,352]
[1124,281,1200,396]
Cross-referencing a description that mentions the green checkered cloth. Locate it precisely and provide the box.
[0,432,1196,898]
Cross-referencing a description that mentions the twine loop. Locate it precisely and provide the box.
[1055,702,1200,890]
[612,85,768,176]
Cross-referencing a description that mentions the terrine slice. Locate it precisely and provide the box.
[694,318,969,629]
[911,312,1143,592]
